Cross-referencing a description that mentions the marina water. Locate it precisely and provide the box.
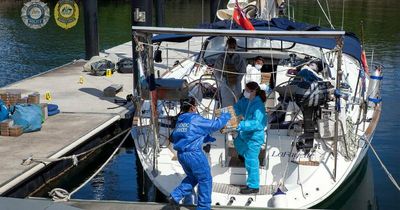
[1,0,399,209]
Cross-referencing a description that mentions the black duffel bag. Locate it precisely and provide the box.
[117,58,134,73]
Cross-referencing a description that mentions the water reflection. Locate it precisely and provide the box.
[71,146,139,201]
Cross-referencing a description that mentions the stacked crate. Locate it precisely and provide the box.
[0,92,22,107]
[9,125,23,137]
[0,91,44,137]
[27,92,40,104]
[18,97,28,104]
[0,119,13,136]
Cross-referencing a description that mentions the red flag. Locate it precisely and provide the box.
[361,50,369,75]
[233,0,254,30]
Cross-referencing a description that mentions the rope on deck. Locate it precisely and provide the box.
[21,128,131,167]
[49,188,70,202]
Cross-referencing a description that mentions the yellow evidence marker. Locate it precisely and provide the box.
[79,76,85,84]
[106,69,113,77]
[45,91,52,101]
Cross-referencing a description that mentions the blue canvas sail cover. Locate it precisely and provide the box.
[151,18,362,62]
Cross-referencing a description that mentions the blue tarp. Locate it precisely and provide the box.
[151,18,362,62]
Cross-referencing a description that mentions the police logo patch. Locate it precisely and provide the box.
[55,0,79,29]
[21,0,50,29]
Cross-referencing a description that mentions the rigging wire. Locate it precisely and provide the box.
[213,0,223,23]
[341,0,345,30]
[325,0,332,26]
[316,0,335,29]
[202,0,204,24]
[364,136,400,191]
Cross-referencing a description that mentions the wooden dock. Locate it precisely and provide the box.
[0,39,202,197]
[0,60,134,196]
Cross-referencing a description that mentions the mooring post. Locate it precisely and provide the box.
[131,0,153,96]
[155,0,165,27]
[210,0,219,23]
[83,0,99,60]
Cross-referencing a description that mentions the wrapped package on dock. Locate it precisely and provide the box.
[215,106,239,133]
[11,104,42,133]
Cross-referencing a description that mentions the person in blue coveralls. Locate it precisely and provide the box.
[233,81,268,194]
[168,97,231,210]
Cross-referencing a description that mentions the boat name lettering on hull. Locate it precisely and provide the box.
[270,151,313,158]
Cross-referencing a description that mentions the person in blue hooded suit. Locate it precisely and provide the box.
[233,81,268,194]
[169,97,231,210]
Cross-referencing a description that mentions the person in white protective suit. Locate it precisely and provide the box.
[243,56,270,92]
[214,37,247,107]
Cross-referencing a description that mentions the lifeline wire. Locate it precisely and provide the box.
[69,130,132,198]
[137,41,339,76]
[48,129,131,201]
[22,128,131,166]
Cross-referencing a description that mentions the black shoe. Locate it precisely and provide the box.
[239,186,259,194]
[167,196,179,210]
[238,155,245,162]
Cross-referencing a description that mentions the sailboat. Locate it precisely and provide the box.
[130,0,382,208]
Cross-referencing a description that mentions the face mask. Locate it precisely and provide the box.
[243,90,251,99]
[255,64,262,70]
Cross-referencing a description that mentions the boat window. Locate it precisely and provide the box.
[204,36,294,58]
[245,38,294,49]
[204,36,246,58]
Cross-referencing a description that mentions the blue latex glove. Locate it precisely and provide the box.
[220,112,231,121]
[237,121,243,131]
[203,135,216,143]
